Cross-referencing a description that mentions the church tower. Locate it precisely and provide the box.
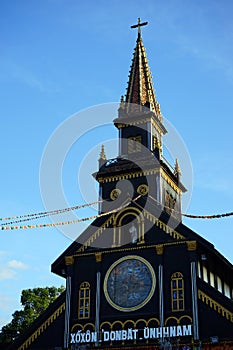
[95,18,186,224]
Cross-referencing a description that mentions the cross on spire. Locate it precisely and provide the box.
[131,18,148,37]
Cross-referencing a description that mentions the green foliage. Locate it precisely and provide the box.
[0,285,65,344]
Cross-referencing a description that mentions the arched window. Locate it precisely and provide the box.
[113,208,145,247]
[171,272,185,312]
[78,282,90,319]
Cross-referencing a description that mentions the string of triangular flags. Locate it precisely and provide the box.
[0,199,102,224]
[1,195,232,231]
[148,195,233,219]
[1,211,108,231]
[183,212,233,219]
[0,196,141,231]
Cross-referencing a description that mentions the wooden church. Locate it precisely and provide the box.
[8,20,233,350]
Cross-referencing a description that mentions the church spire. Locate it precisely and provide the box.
[122,18,162,121]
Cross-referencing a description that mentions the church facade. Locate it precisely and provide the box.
[8,20,233,350]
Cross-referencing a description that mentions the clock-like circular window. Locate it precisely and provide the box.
[137,184,148,195]
[104,255,156,312]
[110,189,121,200]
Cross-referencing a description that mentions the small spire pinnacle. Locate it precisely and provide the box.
[120,95,124,108]
[131,18,148,38]
[99,144,107,168]
[99,144,107,161]
[174,158,181,178]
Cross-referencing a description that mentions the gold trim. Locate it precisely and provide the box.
[99,317,160,329]
[174,158,181,177]
[171,272,185,312]
[187,241,197,251]
[65,256,74,265]
[97,168,182,195]
[18,302,65,350]
[198,289,233,322]
[165,315,192,325]
[97,161,182,195]
[156,244,164,255]
[77,214,115,253]
[116,117,165,136]
[110,189,121,200]
[97,168,160,184]
[71,322,95,332]
[78,282,90,319]
[114,207,145,246]
[113,206,142,226]
[77,205,185,254]
[143,209,185,240]
[75,241,189,259]
[137,184,149,195]
[153,135,162,151]
[99,144,107,160]
[128,135,142,153]
[104,255,156,312]
[95,252,102,262]
[77,207,185,254]
[161,169,182,194]
[179,315,193,323]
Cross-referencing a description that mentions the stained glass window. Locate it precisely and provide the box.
[104,256,155,311]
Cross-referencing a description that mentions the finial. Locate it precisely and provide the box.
[99,144,107,161]
[174,158,181,177]
[120,95,124,108]
[131,18,148,38]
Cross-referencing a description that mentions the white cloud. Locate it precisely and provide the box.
[0,266,16,281]
[0,259,29,280]
[7,260,28,270]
